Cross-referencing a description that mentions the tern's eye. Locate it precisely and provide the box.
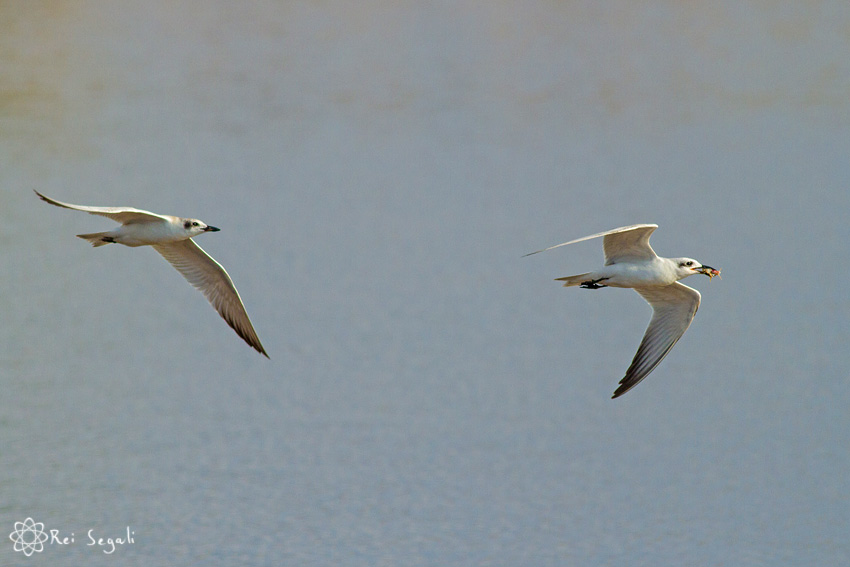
[681,261,693,267]
[192,222,199,227]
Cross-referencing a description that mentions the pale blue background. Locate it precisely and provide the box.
[2,2,849,565]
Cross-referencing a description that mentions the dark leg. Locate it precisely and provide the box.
[101,236,115,243]
[580,278,609,289]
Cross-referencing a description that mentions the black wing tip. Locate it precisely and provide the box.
[239,332,269,359]
[611,374,641,398]
[224,317,269,358]
[237,327,269,359]
[611,385,629,399]
[239,336,269,358]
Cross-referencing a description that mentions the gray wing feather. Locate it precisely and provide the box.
[524,224,658,261]
[35,190,168,224]
[612,282,700,398]
[601,225,658,265]
[153,239,269,357]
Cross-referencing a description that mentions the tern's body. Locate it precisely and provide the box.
[88,217,197,247]
[35,190,268,357]
[526,224,719,398]
[575,257,684,288]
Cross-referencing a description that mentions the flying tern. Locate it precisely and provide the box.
[526,224,719,398]
[35,190,268,357]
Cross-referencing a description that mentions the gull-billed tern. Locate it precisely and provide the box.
[526,224,719,398]
[36,190,268,357]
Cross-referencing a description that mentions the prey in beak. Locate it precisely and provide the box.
[696,265,721,280]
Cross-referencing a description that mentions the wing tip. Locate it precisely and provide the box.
[611,381,633,399]
[232,321,269,358]
[232,325,269,358]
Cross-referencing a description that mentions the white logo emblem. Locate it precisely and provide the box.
[9,518,49,556]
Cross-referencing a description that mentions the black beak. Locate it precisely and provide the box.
[697,264,716,276]
[204,226,220,232]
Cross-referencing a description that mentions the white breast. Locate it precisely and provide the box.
[599,258,679,288]
[114,218,187,247]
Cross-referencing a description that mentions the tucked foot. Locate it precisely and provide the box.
[580,278,609,289]
[101,236,115,243]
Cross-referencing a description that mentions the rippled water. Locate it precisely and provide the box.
[3,2,849,565]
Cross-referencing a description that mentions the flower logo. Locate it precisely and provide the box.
[9,518,49,556]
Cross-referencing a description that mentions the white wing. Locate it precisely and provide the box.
[153,239,269,357]
[612,282,700,398]
[524,224,658,264]
[35,190,169,224]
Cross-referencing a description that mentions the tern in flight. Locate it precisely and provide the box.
[526,224,719,398]
[36,190,268,357]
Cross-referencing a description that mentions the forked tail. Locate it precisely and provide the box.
[554,272,593,287]
[76,232,115,247]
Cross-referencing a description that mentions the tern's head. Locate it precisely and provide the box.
[674,258,721,280]
[181,218,220,236]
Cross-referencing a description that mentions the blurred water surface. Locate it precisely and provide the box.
[2,2,849,566]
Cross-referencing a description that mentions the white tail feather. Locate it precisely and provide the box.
[76,232,114,247]
[554,272,593,287]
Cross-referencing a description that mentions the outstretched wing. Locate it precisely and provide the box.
[601,225,658,264]
[153,239,269,357]
[524,224,658,264]
[35,190,168,224]
[612,282,700,398]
